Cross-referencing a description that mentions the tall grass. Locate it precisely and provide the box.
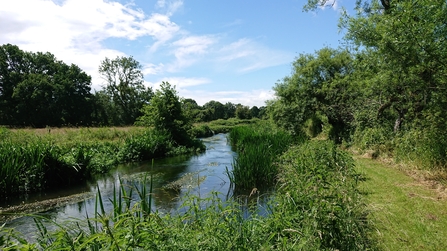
[0,127,204,200]
[395,128,447,170]
[270,140,371,250]
[1,140,371,250]
[228,124,301,190]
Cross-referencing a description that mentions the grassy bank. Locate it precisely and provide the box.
[1,127,370,250]
[0,126,204,200]
[355,157,447,250]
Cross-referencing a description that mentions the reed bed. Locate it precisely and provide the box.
[1,138,371,250]
[0,127,204,200]
[227,124,301,190]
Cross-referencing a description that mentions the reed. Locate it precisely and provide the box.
[0,127,204,200]
[1,140,371,250]
[228,124,300,190]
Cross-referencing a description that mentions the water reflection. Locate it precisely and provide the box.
[4,133,239,239]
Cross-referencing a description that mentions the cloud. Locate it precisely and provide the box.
[156,0,183,16]
[316,0,339,11]
[0,0,180,90]
[217,38,293,73]
[180,89,274,107]
[158,77,211,88]
[166,35,217,72]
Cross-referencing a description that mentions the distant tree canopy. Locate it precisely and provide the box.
[0,44,93,127]
[0,44,265,128]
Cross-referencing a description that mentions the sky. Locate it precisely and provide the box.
[0,0,354,107]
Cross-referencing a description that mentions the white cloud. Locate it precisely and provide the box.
[180,89,274,107]
[156,0,183,16]
[158,77,211,88]
[0,0,180,90]
[166,35,217,72]
[316,0,339,10]
[217,38,293,73]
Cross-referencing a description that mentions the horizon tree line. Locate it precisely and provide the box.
[0,43,265,128]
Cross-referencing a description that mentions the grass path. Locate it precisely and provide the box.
[355,157,447,250]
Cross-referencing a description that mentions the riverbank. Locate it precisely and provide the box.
[1,126,371,250]
[355,156,447,250]
[0,126,205,203]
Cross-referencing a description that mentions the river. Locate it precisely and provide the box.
[2,133,241,240]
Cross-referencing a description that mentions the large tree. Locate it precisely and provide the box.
[0,44,93,127]
[269,47,356,142]
[138,82,192,146]
[98,56,153,125]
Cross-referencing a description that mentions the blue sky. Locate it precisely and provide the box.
[1,0,354,107]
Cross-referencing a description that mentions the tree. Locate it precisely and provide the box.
[0,44,93,127]
[181,98,202,123]
[99,56,153,125]
[223,102,236,119]
[203,100,225,121]
[342,0,447,131]
[138,82,192,145]
[250,106,260,118]
[268,47,356,142]
[235,104,252,120]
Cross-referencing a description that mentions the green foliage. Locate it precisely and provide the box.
[395,129,447,170]
[138,82,194,146]
[191,118,261,138]
[98,56,153,125]
[273,140,370,250]
[0,127,204,200]
[228,124,299,190]
[268,47,355,143]
[1,137,370,250]
[0,44,93,127]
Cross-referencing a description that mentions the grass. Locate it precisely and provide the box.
[190,118,261,138]
[227,123,299,190]
[0,126,205,200]
[1,136,370,250]
[355,157,447,250]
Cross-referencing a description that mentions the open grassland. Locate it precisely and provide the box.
[355,157,447,251]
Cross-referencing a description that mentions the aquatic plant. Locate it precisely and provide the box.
[228,124,300,190]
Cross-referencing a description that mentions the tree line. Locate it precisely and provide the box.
[268,0,447,168]
[0,44,265,128]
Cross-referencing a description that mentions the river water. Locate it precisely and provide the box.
[3,133,242,240]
